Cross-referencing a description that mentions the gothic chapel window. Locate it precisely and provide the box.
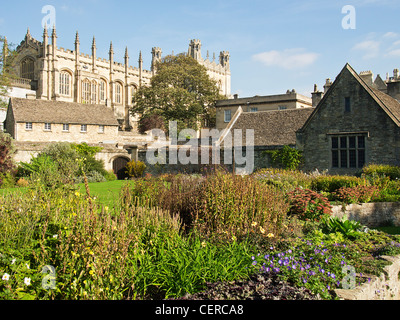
[100,80,106,102]
[115,82,122,104]
[21,57,35,80]
[91,81,97,104]
[59,71,71,96]
[82,80,91,103]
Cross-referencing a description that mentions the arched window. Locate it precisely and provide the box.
[91,81,97,104]
[99,79,107,102]
[21,57,35,80]
[115,82,122,104]
[131,85,138,101]
[82,79,91,103]
[59,70,72,96]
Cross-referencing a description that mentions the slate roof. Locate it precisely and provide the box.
[223,108,314,147]
[8,97,119,126]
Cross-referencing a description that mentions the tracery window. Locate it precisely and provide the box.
[115,82,122,104]
[100,79,107,102]
[91,81,97,104]
[59,71,71,96]
[21,57,35,80]
[82,80,91,103]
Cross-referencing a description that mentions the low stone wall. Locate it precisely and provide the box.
[331,202,400,228]
[334,255,400,300]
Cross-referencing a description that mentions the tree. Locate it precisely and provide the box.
[269,146,304,170]
[0,36,17,108]
[131,54,224,133]
[0,131,15,174]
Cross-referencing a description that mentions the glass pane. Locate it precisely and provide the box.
[340,150,348,168]
[332,150,339,168]
[358,150,365,168]
[358,136,365,149]
[340,137,347,149]
[349,150,356,168]
[332,137,338,149]
[349,136,356,149]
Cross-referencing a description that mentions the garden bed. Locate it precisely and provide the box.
[2,164,400,300]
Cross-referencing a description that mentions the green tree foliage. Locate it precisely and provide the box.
[125,159,146,178]
[0,35,17,108]
[269,146,304,170]
[0,131,15,174]
[131,54,224,133]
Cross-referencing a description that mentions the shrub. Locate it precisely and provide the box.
[16,178,29,188]
[268,146,303,170]
[0,172,16,189]
[125,160,146,179]
[287,188,332,222]
[310,175,367,194]
[103,170,117,181]
[193,171,289,239]
[253,168,312,192]
[334,185,380,204]
[362,164,400,180]
[321,216,364,239]
[0,132,16,174]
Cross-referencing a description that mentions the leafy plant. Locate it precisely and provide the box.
[334,185,379,204]
[268,146,304,170]
[287,188,332,222]
[321,216,364,238]
[125,160,146,179]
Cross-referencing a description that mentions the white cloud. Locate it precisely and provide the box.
[383,32,398,39]
[386,49,400,57]
[352,40,380,59]
[252,48,319,70]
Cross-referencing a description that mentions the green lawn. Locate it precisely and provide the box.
[78,179,133,208]
[0,180,133,209]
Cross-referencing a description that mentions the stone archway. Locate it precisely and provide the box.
[112,157,129,180]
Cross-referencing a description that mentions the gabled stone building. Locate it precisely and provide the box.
[297,63,400,174]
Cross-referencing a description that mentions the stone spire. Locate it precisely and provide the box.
[92,36,97,72]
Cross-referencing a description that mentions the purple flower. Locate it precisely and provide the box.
[252,261,257,266]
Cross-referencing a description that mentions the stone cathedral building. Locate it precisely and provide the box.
[2,27,231,176]
[8,27,231,132]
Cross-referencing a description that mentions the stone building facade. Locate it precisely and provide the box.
[9,28,231,132]
[215,91,312,131]
[297,63,400,174]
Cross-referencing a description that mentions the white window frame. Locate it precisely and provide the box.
[98,125,105,133]
[25,122,33,130]
[44,123,51,131]
[224,110,231,123]
[63,124,70,132]
[80,124,87,133]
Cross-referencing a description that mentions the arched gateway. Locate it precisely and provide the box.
[112,157,130,180]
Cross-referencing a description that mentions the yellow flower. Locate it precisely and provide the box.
[201,241,206,248]
[259,226,265,234]
[251,222,258,227]
[231,235,237,241]
[89,269,95,276]
[75,191,80,197]
[267,233,275,238]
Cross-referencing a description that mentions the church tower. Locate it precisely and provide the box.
[188,39,202,60]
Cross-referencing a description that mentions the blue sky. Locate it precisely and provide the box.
[1,0,400,97]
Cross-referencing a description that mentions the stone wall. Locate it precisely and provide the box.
[331,202,400,227]
[137,145,274,175]
[335,255,400,300]
[297,65,400,174]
